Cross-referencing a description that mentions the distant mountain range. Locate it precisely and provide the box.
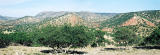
[0,10,160,37]
[0,15,17,20]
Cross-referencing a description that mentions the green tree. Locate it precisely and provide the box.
[40,25,95,49]
[8,32,32,46]
[91,30,106,47]
[0,33,10,48]
[113,27,141,46]
[38,24,106,50]
[144,26,160,45]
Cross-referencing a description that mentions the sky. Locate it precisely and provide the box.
[0,0,159,17]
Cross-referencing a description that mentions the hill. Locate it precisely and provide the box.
[101,10,160,27]
[101,10,160,37]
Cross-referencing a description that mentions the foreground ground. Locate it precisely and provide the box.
[0,45,160,55]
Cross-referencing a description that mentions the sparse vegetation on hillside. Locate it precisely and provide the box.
[122,25,155,37]
[101,13,134,27]
[137,10,160,24]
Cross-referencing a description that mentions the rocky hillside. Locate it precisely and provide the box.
[101,10,160,27]
[43,13,84,26]
[101,10,160,37]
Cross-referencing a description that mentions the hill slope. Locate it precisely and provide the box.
[101,10,160,27]
[101,10,160,37]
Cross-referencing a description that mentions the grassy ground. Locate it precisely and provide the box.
[0,45,160,55]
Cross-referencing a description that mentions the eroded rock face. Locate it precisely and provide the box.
[122,16,155,27]
[121,16,139,26]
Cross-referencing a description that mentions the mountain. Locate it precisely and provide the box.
[0,15,10,20]
[0,15,17,29]
[35,11,67,20]
[101,10,160,37]
[38,12,117,28]
[35,11,117,28]
[12,16,40,25]
[101,10,160,27]
[0,15,16,20]
[0,16,40,30]
[35,11,117,21]
[1,16,40,25]
[42,13,84,26]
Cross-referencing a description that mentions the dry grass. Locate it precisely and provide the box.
[0,45,160,55]
[0,46,52,55]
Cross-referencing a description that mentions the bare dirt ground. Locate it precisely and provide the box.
[0,45,160,55]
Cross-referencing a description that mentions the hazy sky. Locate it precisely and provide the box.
[0,0,159,17]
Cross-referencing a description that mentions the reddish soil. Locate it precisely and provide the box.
[69,15,79,26]
[122,16,155,26]
[143,19,155,26]
[122,16,138,26]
